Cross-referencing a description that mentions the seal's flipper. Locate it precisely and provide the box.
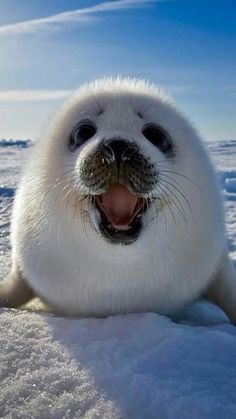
[205,252,236,325]
[0,268,34,308]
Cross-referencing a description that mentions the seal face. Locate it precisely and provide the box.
[5,77,230,317]
[69,119,174,244]
[80,138,157,244]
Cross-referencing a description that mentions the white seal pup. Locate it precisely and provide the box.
[1,78,236,322]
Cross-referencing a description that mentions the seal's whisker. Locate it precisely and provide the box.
[153,195,168,233]
[160,198,168,233]
[154,184,177,227]
[158,178,188,225]
[158,169,202,190]
[148,196,159,229]
[158,172,188,193]
[78,195,89,240]
[159,176,193,220]
[159,185,187,226]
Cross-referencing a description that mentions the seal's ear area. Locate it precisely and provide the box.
[204,253,236,325]
[0,268,34,308]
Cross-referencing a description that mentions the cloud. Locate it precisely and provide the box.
[0,90,73,102]
[1,84,234,104]
[0,0,156,35]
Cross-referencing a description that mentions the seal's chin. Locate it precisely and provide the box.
[93,183,149,245]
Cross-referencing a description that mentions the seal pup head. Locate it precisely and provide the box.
[43,78,201,245]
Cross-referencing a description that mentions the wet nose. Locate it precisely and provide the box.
[105,139,135,163]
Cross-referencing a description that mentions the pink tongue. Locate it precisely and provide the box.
[97,184,139,230]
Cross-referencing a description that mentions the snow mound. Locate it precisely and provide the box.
[0,186,15,197]
[220,174,236,201]
[0,304,236,419]
[0,139,32,148]
[226,179,236,192]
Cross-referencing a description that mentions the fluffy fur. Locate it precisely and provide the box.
[1,78,236,321]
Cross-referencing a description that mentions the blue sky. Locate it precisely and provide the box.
[0,0,235,141]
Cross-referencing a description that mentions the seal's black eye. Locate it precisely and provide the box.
[142,124,172,154]
[69,122,96,151]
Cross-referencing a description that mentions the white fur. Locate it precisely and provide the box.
[10,78,227,316]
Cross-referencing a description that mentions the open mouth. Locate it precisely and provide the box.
[94,183,149,244]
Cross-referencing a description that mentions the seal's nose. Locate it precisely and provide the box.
[105,139,135,164]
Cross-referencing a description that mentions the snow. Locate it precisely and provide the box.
[0,139,236,418]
